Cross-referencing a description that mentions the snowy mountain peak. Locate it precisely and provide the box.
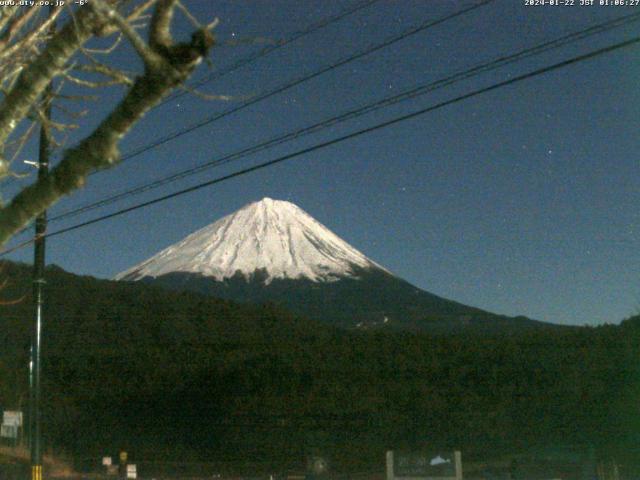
[115,198,389,283]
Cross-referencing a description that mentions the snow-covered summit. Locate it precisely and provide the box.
[115,197,388,283]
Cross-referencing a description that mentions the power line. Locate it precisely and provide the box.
[3,34,632,253]
[101,0,495,169]
[2,0,380,192]
[158,0,382,108]
[3,0,495,240]
[49,11,640,223]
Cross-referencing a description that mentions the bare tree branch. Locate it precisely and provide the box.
[0,9,62,62]
[126,0,158,22]
[61,70,130,88]
[0,4,112,154]
[73,62,133,86]
[95,0,157,37]
[0,8,20,37]
[0,1,216,245]
[91,0,164,68]
[82,32,123,54]
[177,86,236,102]
[6,121,37,166]
[0,7,41,50]
[53,93,100,102]
[149,0,176,52]
[51,103,89,120]
[176,0,201,29]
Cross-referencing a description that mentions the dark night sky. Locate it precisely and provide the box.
[3,0,639,326]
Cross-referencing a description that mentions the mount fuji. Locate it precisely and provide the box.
[116,197,388,284]
[116,198,545,332]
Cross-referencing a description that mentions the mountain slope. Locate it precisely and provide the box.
[142,267,546,333]
[117,198,548,332]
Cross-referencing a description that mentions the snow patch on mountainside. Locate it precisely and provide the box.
[115,198,389,283]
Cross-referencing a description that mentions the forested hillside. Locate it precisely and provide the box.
[0,261,638,472]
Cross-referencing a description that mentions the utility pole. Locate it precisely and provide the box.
[29,92,50,480]
[30,10,55,480]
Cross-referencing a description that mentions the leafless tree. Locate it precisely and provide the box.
[0,0,217,247]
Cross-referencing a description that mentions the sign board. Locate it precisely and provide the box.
[2,411,22,427]
[126,464,137,479]
[0,424,18,439]
[386,450,462,480]
[395,452,455,477]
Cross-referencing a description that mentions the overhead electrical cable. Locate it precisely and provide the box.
[104,0,496,167]
[49,11,640,223]
[2,0,380,190]
[0,0,496,242]
[159,0,383,107]
[0,33,632,256]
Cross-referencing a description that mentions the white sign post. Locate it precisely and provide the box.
[2,411,23,427]
[1,411,23,442]
[0,424,18,439]
[126,464,137,479]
